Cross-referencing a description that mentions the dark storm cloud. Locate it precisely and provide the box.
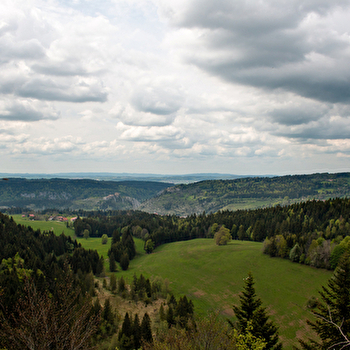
[269,103,329,125]
[275,116,350,139]
[169,0,350,104]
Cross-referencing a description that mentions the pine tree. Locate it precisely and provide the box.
[118,312,133,350]
[102,298,115,335]
[299,252,350,349]
[110,273,117,292]
[232,272,282,350]
[120,252,130,271]
[141,312,153,344]
[159,303,166,321]
[166,305,175,328]
[109,252,117,272]
[118,276,126,294]
[133,314,141,349]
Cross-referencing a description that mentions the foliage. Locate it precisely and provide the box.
[145,312,266,350]
[110,274,117,292]
[101,234,108,244]
[140,172,350,216]
[120,253,130,271]
[232,272,282,350]
[0,178,171,211]
[83,229,90,239]
[214,225,232,245]
[145,239,155,254]
[68,196,350,271]
[118,312,153,349]
[0,273,100,350]
[299,252,350,349]
[0,212,107,349]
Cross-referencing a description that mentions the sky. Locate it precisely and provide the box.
[1,0,350,175]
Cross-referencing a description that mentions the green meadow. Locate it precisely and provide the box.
[11,215,332,349]
[78,236,332,349]
[12,214,75,237]
[101,238,331,349]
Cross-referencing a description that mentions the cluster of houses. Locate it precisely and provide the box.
[48,215,78,222]
[22,214,77,222]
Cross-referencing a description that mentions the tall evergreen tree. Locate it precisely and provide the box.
[299,252,350,349]
[133,314,141,349]
[109,252,117,273]
[141,312,153,344]
[118,312,133,350]
[232,272,282,350]
[120,252,130,271]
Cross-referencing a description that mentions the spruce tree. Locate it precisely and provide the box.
[141,312,153,344]
[299,252,350,349]
[118,312,133,350]
[133,314,141,349]
[120,252,130,271]
[102,298,115,335]
[110,273,117,292]
[232,272,282,350]
[109,252,116,272]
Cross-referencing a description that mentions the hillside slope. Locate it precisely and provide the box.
[0,178,172,211]
[114,238,332,350]
[139,172,350,216]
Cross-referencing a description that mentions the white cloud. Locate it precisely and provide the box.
[0,98,60,121]
[1,0,350,174]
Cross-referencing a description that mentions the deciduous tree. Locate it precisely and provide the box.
[214,225,232,246]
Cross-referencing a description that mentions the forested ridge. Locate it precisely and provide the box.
[140,172,350,215]
[0,178,171,211]
[74,197,350,270]
[2,172,350,215]
[4,196,350,348]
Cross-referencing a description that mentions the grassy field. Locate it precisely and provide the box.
[111,239,331,349]
[12,214,75,237]
[76,237,146,272]
[11,215,332,349]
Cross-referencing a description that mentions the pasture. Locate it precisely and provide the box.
[11,214,75,237]
[111,238,332,349]
[11,214,332,349]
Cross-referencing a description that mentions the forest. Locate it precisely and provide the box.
[3,195,350,349]
[140,172,350,215]
[2,172,350,215]
[0,178,171,210]
[71,197,350,270]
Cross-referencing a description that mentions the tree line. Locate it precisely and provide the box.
[0,212,104,349]
[72,197,350,270]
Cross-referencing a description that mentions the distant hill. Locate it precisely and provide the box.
[0,178,171,211]
[139,172,350,216]
[0,172,254,184]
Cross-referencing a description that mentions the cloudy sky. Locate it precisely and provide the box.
[2,0,350,175]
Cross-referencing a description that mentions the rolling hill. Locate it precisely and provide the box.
[0,178,172,211]
[78,237,332,350]
[139,172,350,216]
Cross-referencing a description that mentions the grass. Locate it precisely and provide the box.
[11,214,75,237]
[117,239,332,349]
[78,237,146,273]
[11,216,332,349]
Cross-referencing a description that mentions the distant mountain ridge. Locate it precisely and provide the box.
[1,172,350,215]
[0,178,171,211]
[139,172,350,216]
[0,172,262,184]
